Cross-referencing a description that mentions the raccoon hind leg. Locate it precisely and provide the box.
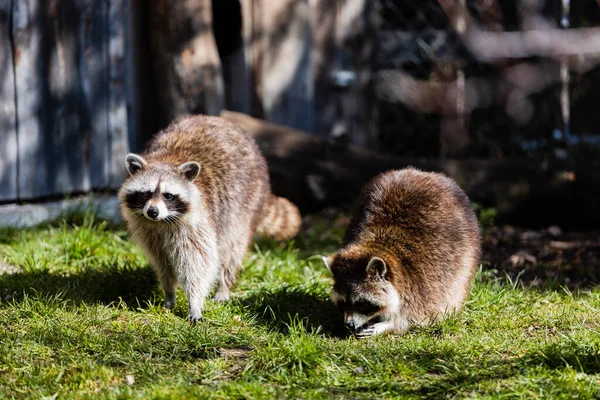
[213,254,241,302]
[213,235,250,302]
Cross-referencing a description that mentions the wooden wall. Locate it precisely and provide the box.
[0,0,131,202]
[0,0,378,203]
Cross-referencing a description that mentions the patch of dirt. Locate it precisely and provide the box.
[482,225,600,288]
[217,347,251,380]
[218,347,251,360]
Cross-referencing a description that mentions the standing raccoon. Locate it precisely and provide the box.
[119,115,301,321]
[324,168,481,338]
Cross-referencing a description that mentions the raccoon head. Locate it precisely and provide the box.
[118,153,201,223]
[323,253,400,333]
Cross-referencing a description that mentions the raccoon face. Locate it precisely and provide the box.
[119,154,201,222]
[325,256,399,332]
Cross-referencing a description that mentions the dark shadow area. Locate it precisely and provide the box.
[212,0,250,115]
[127,0,160,151]
[224,111,600,228]
[0,265,159,309]
[211,0,242,62]
[0,226,24,244]
[239,286,349,338]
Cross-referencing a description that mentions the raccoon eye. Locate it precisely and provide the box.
[143,191,152,199]
[352,300,380,316]
[336,300,347,312]
[163,193,174,200]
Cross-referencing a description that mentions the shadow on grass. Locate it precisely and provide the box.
[0,227,26,245]
[531,342,600,373]
[324,345,600,398]
[239,286,349,338]
[0,265,159,309]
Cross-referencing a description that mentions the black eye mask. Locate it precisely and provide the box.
[125,191,152,210]
[337,299,381,316]
[163,193,189,214]
[351,300,381,316]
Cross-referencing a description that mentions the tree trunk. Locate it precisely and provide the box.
[148,0,224,129]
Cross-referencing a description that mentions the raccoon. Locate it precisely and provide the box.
[119,115,301,321]
[323,168,481,338]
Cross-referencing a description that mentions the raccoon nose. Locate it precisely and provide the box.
[345,320,356,331]
[147,206,159,219]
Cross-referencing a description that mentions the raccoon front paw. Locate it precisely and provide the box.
[187,314,204,324]
[355,325,377,339]
[355,321,394,339]
[164,293,176,309]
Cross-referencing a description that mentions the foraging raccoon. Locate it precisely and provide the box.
[119,115,301,321]
[323,168,481,338]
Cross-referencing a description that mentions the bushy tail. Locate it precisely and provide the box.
[255,195,301,240]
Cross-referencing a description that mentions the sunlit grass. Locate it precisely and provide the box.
[1,212,599,399]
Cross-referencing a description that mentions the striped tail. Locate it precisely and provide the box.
[255,195,301,240]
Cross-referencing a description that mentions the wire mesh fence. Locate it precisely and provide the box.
[373,0,600,161]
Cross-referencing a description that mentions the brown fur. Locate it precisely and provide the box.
[120,115,300,319]
[143,115,300,242]
[327,168,481,337]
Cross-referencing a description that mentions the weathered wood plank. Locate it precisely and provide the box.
[13,0,47,199]
[81,0,109,189]
[12,0,126,200]
[0,1,18,202]
[149,0,224,128]
[44,0,87,195]
[107,0,130,187]
[258,0,314,132]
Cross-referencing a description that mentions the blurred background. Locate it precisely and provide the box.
[1,0,600,228]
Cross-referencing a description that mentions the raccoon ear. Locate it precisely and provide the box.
[125,154,147,175]
[179,161,201,181]
[366,257,387,279]
[321,256,332,270]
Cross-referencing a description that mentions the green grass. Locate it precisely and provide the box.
[1,214,600,399]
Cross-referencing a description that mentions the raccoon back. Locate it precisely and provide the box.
[344,168,481,291]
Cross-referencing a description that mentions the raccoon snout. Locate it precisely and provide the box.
[147,206,159,219]
[345,320,356,331]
